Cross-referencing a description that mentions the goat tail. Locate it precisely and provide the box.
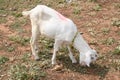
[22,11,31,17]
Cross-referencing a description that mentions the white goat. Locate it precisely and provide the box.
[22,5,98,67]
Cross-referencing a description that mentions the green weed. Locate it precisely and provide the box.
[73,7,81,15]
[88,0,97,2]
[109,58,120,71]
[93,4,102,11]
[0,0,9,9]
[58,0,65,4]
[111,62,120,71]
[7,46,15,52]
[8,63,46,80]
[12,12,23,18]
[101,28,110,35]
[113,3,120,8]
[0,9,7,23]
[39,36,54,49]
[9,36,30,46]
[0,17,7,24]
[117,31,120,35]
[112,19,120,27]
[21,53,31,62]
[0,56,9,65]
[102,37,115,45]
[112,45,120,55]
[10,19,26,32]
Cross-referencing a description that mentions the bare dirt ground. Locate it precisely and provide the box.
[0,0,120,80]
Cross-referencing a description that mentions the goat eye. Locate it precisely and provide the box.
[95,54,97,57]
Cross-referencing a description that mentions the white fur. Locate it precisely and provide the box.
[22,5,98,67]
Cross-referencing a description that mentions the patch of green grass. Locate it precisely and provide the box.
[112,19,120,27]
[73,7,81,15]
[102,37,115,45]
[21,53,31,62]
[0,9,7,15]
[112,45,120,55]
[8,64,29,80]
[12,12,23,18]
[7,46,15,52]
[0,9,7,23]
[111,62,120,71]
[10,21,20,30]
[88,0,97,2]
[113,3,120,8]
[101,28,110,35]
[117,31,120,35]
[0,17,7,24]
[0,0,9,9]
[9,36,30,46]
[39,36,54,49]
[0,56,9,65]
[109,58,120,71]
[8,63,46,80]
[58,0,65,4]
[93,4,102,11]
[10,19,26,32]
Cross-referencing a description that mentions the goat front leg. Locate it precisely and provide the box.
[52,40,61,65]
[67,46,77,63]
[30,26,40,61]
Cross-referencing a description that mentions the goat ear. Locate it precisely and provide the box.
[86,62,90,67]
[92,49,96,53]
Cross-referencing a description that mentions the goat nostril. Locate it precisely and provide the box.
[91,57,94,60]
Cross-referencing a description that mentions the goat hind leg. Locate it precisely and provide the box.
[30,26,40,61]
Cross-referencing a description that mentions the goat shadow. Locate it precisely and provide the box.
[57,54,109,79]
[38,50,109,79]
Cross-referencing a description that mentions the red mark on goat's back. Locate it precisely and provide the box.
[56,12,67,21]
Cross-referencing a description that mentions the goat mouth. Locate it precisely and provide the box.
[80,62,86,66]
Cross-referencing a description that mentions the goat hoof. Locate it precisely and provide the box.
[72,62,77,64]
[72,60,77,64]
[35,58,40,61]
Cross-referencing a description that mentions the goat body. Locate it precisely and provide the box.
[22,5,98,67]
